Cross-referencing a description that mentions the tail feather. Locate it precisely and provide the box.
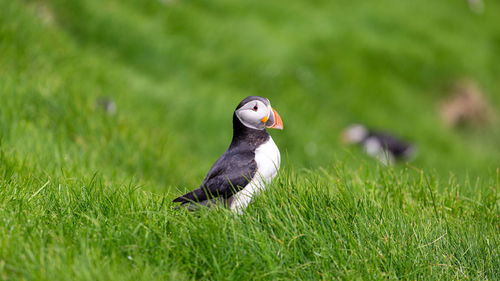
[173,197,226,212]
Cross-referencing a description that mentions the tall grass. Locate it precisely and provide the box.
[1,154,498,279]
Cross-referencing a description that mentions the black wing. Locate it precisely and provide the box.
[371,132,413,158]
[173,148,257,204]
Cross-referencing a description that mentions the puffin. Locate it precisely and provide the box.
[341,124,416,165]
[173,96,283,213]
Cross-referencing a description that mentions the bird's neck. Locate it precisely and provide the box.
[231,113,270,149]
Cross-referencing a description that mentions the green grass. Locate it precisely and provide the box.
[1,162,499,280]
[0,0,499,279]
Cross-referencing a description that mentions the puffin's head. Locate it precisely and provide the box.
[341,124,368,144]
[235,96,283,130]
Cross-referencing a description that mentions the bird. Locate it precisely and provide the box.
[173,96,283,213]
[341,124,416,165]
[95,97,117,115]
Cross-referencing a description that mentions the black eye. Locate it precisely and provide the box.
[253,105,258,111]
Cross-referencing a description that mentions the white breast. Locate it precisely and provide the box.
[230,137,280,213]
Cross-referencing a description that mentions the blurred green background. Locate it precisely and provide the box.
[1,0,499,193]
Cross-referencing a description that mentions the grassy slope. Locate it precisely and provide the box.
[0,0,499,280]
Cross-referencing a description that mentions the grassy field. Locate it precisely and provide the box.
[1,0,499,280]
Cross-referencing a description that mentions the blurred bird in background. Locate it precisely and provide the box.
[341,124,416,165]
[95,97,117,115]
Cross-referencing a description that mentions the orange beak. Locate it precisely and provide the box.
[264,107,283,130]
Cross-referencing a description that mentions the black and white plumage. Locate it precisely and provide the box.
[341,124,416,165]
[173,96,283,213]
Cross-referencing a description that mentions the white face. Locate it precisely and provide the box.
[235,100,272,130]
[342,124,368,144]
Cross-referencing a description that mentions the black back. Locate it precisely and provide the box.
[367,131,413,158]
